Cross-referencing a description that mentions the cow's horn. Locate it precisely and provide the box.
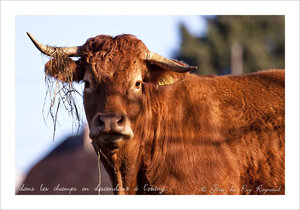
[27,32,81,57]
[144,52,197,73]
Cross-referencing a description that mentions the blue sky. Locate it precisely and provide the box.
[15,15,206,174]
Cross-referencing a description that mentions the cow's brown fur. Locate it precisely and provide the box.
[44,34,285,195]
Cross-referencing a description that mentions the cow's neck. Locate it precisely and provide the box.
[99,138,143,195]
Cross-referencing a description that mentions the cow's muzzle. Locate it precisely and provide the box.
[89,113,133,144]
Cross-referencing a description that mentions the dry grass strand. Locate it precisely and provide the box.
[41,51,83,141]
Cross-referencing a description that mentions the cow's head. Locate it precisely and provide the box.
[27,33,196,150]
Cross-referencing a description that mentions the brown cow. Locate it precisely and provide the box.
[27,33,285,195]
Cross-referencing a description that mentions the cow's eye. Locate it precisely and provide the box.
[83,80,90,89]
[135,81,142,89]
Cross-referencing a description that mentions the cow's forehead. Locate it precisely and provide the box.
[83,55,143,85]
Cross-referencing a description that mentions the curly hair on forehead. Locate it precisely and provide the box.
[79,34,150,81]
[81,34,149,62]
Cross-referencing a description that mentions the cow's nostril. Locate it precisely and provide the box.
[117,115,125,126]
[98,117,104,128]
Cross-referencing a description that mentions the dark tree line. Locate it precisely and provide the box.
[174,16,285,75]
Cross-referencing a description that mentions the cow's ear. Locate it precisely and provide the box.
[45,57,84,82]
[144,61,188,86]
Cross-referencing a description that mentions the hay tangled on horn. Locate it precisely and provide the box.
[42,51,83,141]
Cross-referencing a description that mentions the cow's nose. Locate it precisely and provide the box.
[89,112,134,141]
[97,113,125,133]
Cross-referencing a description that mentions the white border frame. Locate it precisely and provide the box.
[1,1,299,209]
